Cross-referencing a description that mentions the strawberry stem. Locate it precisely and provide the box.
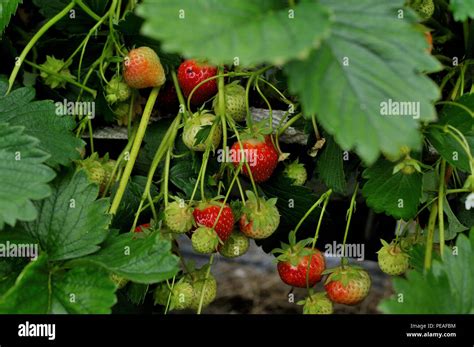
[293,191,329,235]
[424,203,439,271]
[6,0,76,95]
[438,159,446,259]
[306,189,331,295]
[197,255,214,315]
[341,183,359,267]
[110,86,161,215]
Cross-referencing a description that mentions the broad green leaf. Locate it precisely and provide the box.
[427,94,474,172]
[450,0,474,21]
[69,231,179,284]
[0,255,50,313]
[52,265,117,314]
[0,0,22,35]
[440,233,474,310]
[110,175,159,232]
[137,0,331,65]
[0,123,56,228]
[362,159,422,220]
[435,197,468,242]
[23,170,110,261]
[379,231,474,313]
[315,133,346,193]
[0,81,85,168]
[0,258,29,296]
[285,0,441,164]
[378,269,458,313]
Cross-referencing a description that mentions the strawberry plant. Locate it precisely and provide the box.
[0,0,473,317]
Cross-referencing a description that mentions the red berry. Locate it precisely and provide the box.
[134,223,150,233]
[123,47,166,89]
[177,60,217,105]
[231,136,278,183]
[324,266,371,305]
[277,248,325,288]
[193,202,234,241]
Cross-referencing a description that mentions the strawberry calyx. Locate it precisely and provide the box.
[323,265,365,287]
[272,235,317,267]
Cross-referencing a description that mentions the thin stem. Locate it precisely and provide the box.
[24,60,97,97]
[110,87,160,215]
[438,160,446,258]
[293,190,331,235]
[277,112,303,136]
[6,1,75,95]
[75,0,101,21]
[424,204,438,271]
[163,148,172,208]
[342,183,359,264]
[197,255,214,315]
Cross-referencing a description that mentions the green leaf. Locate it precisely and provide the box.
[23,170,110,261]
[0,123,56,228]
[379,231,474,313]
[378,269,457,313]
[427,94,474,173]
[436,197,468,241]
[111,175,159,232]
[69,231,179,284]
[0,258,29,296]
[137,0,331,65]
[0,255,50,313]
[52,265,117,314]
[285,0,441,164]
[362,159,422,220]
[450,0,474,21]
[0,0,22,35]
[315,133,346,193]
[0,81,85,167]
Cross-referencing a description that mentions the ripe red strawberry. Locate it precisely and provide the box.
[193,202,235,242]
[231,135,278,183]
[273,233,325,288]
[123,47,166,89]
[324,266,371,305]
[177,59,217,104]
[239,191,280,239]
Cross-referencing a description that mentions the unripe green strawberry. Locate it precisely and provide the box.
[77,156,106,187]
[284,160,307,186]
[105,76,131,104]
[409,0,434,20]
[377,240,410,276]
[110,273,128,289]
[184,267,217,310]
[154,281,194,310]
[102,159,116,185]
[298,292,333,315]
[239,191,280,239]
[213,82,246,122]
[39,56,75,89]
[164,200,193,233]
[182,112,221,151]
[123,47,166,89]
[219,231,249,258]
[192,227,220,254]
